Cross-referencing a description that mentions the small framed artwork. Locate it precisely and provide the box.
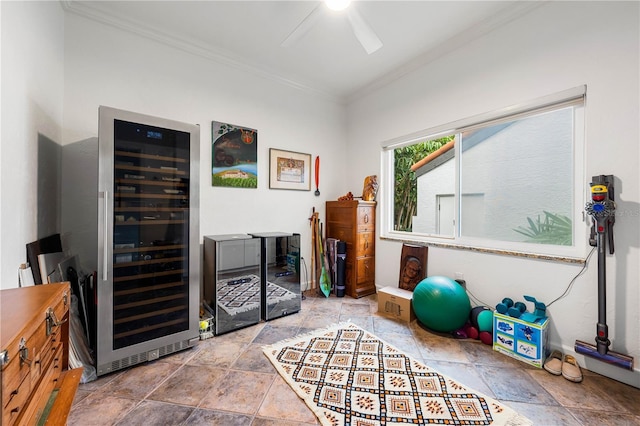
[269,148,311,191]
[398,244,428,291]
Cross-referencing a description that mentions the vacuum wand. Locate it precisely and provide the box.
[595,219,608,356]
[575,175,633,370]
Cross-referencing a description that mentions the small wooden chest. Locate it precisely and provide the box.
[1,283,82,426]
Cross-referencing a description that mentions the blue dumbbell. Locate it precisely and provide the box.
[507,302,527,318]
[496,297,514,314]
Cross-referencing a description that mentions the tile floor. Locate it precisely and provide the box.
[69,293,640,425]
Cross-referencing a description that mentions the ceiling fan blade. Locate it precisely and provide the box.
[346,7,382,54]
[281,3,324,48]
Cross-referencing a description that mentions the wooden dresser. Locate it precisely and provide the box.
[1,283,82,426]
[326,200,376,298]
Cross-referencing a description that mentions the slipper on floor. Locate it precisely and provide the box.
[543,349,563,375]
[562,354,583,383]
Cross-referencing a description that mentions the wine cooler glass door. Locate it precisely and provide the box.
[111,119,192,350]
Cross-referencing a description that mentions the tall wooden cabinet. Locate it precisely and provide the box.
[326,200,376,298]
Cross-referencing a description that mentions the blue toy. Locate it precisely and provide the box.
[520,295,547,323]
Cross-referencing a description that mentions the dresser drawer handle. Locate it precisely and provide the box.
[363,214,369,223]
[46,308,67,336]
[19,338,31,366]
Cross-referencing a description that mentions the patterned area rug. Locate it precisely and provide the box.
[263,322,532,426]
[217,274,297,316]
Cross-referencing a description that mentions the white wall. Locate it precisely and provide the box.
[1,5,347,290]
[60,13,348,290]
[1,1,65,287]
[347,1,639,387]
[458,114,573,241]
[413,159,454,235]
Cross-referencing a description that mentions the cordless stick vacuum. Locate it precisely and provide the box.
[574,175,634,370]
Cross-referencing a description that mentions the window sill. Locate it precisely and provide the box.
[380,235,586,265]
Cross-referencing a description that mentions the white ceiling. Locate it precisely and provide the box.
[62,1,541,103]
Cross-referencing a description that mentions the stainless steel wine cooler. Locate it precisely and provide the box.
[203,234,261,335]
[63,106,200,376]
[250,232,301,321]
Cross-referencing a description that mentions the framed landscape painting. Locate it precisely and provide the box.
[211,121,258,188]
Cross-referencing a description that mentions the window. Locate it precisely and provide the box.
[380,86,586,259]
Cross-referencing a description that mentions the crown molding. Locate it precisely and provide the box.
[61,1,544,107]
[60,1,344,105]
[345,1,546,104]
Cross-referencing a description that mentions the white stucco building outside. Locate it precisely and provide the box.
[412,108,573,243]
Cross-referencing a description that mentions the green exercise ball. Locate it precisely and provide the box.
[412,276,471,333]
[477,309,494,333]
[471,306,494,333]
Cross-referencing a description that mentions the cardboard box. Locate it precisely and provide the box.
[493,312,549,368]
[377,286,415,322]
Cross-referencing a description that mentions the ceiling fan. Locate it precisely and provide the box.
[281,0,383,55]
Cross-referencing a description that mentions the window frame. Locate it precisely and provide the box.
[380,86,587,262]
